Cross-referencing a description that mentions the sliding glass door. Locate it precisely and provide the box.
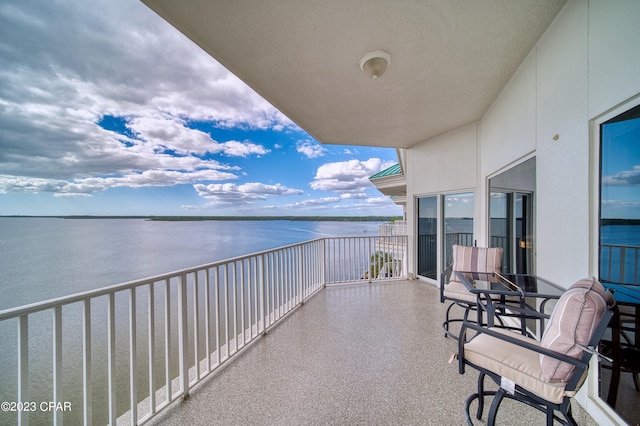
[417,196,437,279]
[489,158,535,274]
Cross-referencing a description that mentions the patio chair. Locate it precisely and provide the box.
[457,277,615,426]
[440,245,503,339]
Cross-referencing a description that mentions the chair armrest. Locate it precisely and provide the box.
[440,263,453,302]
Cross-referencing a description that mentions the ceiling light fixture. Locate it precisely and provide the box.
[359,50,391,79]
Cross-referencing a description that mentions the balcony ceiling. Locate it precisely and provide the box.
[141,0,566,149]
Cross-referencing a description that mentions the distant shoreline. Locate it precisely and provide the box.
[0,215,402,222]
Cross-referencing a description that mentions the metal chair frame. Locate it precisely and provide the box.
[457,300,615,426]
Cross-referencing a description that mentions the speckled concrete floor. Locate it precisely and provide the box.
[148,280,597,426]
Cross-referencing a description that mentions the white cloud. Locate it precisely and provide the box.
[0,0,401,217]
[296,139,327,159]
[310,158,395,193]
[0,0,282,195]
[602,166,640,186]
[193,182,303,205]
[0,169,238,197]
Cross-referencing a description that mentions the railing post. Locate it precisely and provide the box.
[178,274,189,398]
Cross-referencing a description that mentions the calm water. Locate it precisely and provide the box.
[0,217,381,310]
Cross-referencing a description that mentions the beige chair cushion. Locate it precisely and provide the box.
[444,245,504,302]
[539,277,607,382]
[464,328,584,404]
[443,280,479,303]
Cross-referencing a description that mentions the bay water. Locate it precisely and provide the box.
[0,217,381,310]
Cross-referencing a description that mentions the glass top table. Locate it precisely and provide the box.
[453,270,565,332]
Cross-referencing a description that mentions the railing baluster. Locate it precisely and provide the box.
[223,265,229,359]
[177,274,189,397]
[239,260,245,347]
[192,272,200,380]
[231,263,237,354]
[620,247,627,283]
[633,248,638,284]
[107,293,116,425]
[83,299,92,425]
[258,254,265,334]
[213,267,220,366]
[17,315,28,426]
[204,269,211,372]
[268,252,274,327]
[129,288,137,425]
[252,258,258,338]
[53,306,63,426]
[147,283,156,415]
[163,279,171,402]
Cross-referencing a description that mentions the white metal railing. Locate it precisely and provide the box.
[378,221,407,236]
[0,235,407,425]
[601,243,640,285]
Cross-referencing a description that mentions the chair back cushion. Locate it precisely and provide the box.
[451,245,503,274]
[539,277,607,382]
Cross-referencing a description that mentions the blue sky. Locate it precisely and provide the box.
[0,0,401,217]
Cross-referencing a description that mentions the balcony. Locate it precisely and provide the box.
[0,235,598,425]
[147,280,600,426]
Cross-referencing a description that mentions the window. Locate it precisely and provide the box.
[599,104,640,284]
[597,102,640,423]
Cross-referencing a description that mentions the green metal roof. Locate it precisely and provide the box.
[369,163,401,179]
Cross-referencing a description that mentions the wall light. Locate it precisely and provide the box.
[359,50,391,79]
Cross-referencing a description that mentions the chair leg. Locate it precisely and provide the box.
[561,401,578,426]
[443,302,459,338]
[476,372,485,420]
[487,388,505,426]
[463,394,478,426]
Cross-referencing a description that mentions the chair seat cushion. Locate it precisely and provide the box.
[444,280,501,303]
[464,328,581,404]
